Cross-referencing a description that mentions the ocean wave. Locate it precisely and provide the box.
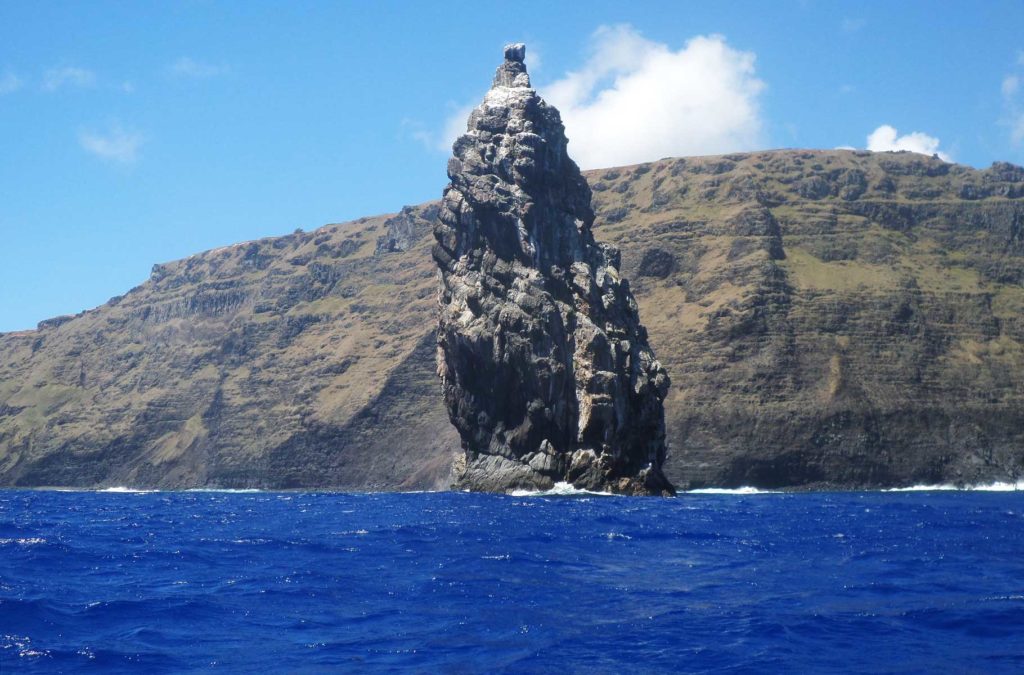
[604,532,633,541]
[98,487,160,493]
[509,482,621,497]
[0,487,1021,671]
[885,481,1024,492]
[684,487,782,495]
[684,482,1024,494]
[184,488,263,493]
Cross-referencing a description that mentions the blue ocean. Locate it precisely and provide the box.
[1,488,1023,673]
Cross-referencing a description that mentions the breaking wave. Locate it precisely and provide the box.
[97,487,159,494]
[885,481,1024,492]
[508,482,622,497]
[684,486,781,495]
[184,488,264,493]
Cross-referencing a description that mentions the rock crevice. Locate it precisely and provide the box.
[432,45,674,495]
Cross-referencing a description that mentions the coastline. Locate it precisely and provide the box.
[12,480,1024,495]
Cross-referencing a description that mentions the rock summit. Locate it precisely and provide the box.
[432,44,674,495]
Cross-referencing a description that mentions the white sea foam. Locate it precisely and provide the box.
[509,482,621,497]
[185,488,263,493]
[684,486,781,495]
[679,481,1024,495]
[885,481,1024,492]
[883,484,961,492]
[99,487,158,493]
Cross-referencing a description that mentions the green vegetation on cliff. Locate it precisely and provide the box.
[2,149,1023,489]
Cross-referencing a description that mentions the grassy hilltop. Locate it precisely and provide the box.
[2,149,1023,489]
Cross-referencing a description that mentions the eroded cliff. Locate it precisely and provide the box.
[1,149,1023,489]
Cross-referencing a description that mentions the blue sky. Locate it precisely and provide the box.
[2,1,1023,332]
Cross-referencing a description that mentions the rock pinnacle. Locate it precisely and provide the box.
[432,44,674,495]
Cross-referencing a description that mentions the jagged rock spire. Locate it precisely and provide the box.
[492,43,529,87]
[432,44,674,495]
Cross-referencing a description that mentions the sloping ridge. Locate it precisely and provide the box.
[2,149,1024,489]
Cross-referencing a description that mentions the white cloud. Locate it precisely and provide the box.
[866,124,951,162]
[1012,114,1024,145]
[168,57,229,79]
[400,118,434,150]
[428,26,765,168]
[404,104,474,153]
[542,25,765,169]
[1003,75,1020,98]
[43,66,96,91]
[524,46,542,73]
[1001,56,1024,145]
[79,124,145,164]
[0,69,21,94]
[438,102,475,152]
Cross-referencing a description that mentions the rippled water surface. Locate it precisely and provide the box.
[1,489,1023,673]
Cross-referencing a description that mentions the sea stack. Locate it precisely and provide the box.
[432,44,674,495]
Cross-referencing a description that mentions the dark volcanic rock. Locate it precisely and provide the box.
[432,45,673,495]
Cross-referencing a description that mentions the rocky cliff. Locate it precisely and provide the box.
[433,45,672,495]
[1,149,1023,490]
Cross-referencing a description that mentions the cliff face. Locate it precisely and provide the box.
[0,206,457,490]
[432,45,672,495]
[1,149,1023,489]
[605,151,1024,489]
